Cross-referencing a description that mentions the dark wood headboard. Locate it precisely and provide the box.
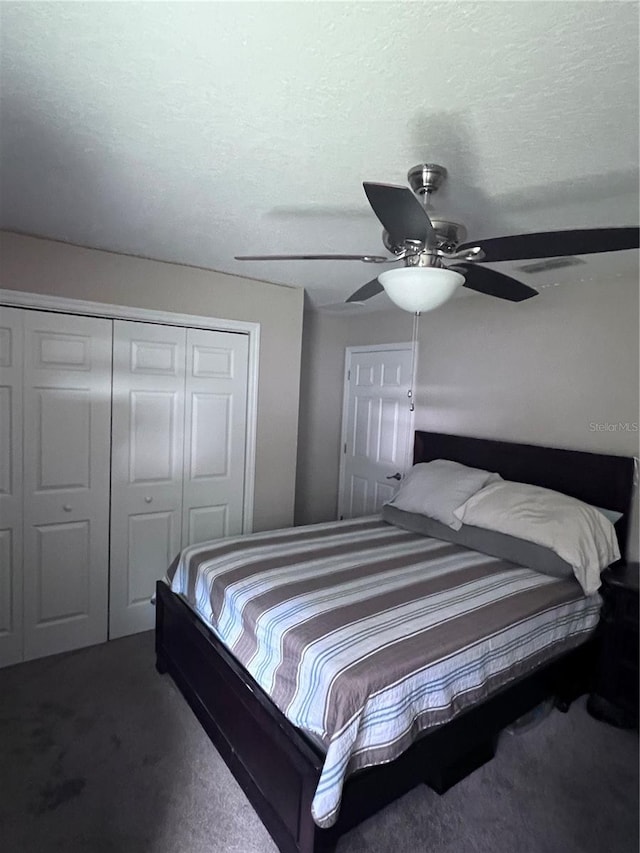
[413,431,636,561]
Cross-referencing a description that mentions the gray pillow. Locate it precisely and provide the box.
[382,503,574,580]
[592,505,623,525]
[386,459,501,530]
[452,481,620,596]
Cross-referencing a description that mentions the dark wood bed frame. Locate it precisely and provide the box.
[155,430,635,853]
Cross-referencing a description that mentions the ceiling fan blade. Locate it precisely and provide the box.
[451,263,538,302]
[235,253,390,263]
[346,277,384,303]
[363,183,436,248]
[458,227,640,263]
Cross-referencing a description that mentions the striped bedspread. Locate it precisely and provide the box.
[167,516,601,828]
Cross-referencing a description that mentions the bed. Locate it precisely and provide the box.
[155,430,635,853]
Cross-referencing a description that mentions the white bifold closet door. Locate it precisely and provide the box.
[0,307,24,667]
[22,310,112,661]
[109,322,248,639]
[182,327,248,546]
[109,322,186,640]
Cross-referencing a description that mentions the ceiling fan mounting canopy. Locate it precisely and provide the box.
[407,163,448,196]
[234,160,639,310]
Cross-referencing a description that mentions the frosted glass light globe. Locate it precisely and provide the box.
[378,267,464,313]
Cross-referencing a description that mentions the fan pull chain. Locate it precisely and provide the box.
[407,311,421,412]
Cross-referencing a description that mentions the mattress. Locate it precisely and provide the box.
[167,515,601,828]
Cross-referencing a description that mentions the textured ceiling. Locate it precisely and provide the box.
[1,1,638,310]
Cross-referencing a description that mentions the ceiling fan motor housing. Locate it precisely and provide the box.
[382,219,467,255]
[429,219,468,251]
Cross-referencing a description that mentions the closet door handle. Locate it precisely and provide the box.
[63,504,73,512]
[386,472,402,481]
[144,496,153,504]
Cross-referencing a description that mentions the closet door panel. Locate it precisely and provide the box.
[23,311,112,661]
[0,307,23,667]
[110,321,185,639]
[183,329,248,546]
[34,521,90,620]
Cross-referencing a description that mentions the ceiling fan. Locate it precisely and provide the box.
[235,164,639,311]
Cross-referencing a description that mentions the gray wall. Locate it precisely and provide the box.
[296,275,640,558]
[0,231,304,532]
[294,306,349,525]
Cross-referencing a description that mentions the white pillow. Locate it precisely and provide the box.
[453,481,620,594]
[387,460,502,530]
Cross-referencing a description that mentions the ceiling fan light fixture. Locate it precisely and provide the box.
[378,266,464,313]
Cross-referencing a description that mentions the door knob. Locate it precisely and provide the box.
[63,504,73,512]
[144,496,153,504]
[386,472,402,481]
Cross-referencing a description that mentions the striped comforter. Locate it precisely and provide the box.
[167,516,601,828]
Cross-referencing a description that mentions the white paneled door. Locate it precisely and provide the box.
[0,307,24,667]
[339,345,414,519]
[109,321,186,640]
[109,322,249,639]
[182,328,248,546]
[22,310,112,661]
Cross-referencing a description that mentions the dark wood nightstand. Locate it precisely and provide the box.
[587,562,639,729]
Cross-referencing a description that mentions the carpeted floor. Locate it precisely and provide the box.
[0,632,637,853]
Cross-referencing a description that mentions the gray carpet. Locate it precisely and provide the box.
[0,633,637,853]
